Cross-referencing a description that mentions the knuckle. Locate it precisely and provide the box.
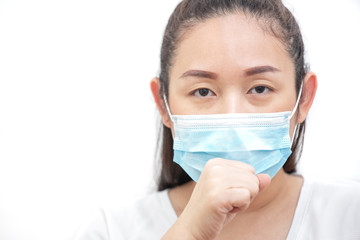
[236,161,255,173]
[247,165,256,174]
[206,158,221,167]
[236,189,252,211]
[242,188,251,201]
[208,190,226,209]
[247,180,260,197]
[204,159,223,175]
[249,188,258,201]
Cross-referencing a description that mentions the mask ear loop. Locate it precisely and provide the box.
[289,83,303,120]
[163,94,176,138]
[163,94,174,122]
[290,83,303,146]
[290,124,299,146]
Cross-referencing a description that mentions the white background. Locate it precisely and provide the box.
[0,0,359,239]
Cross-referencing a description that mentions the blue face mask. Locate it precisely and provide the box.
[163,87,302,182]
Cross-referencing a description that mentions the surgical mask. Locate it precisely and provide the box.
[163,86,302,182]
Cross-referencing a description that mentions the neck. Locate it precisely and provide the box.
[246,169,297,212]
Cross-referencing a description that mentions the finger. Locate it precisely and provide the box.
[257,174,271,192]
[222,173,260,200]
[226,188,252,213]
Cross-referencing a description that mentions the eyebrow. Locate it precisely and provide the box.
[179,65,280,80]
[180,70,217,80]
[244,65,280,77]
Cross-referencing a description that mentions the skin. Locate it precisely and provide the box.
[150,13,317,240]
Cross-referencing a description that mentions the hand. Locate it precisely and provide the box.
[162,158,271,240]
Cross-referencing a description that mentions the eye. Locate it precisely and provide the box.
[249,86,271,94]
[193,88,215,97]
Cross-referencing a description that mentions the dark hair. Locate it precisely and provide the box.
[156,0,308,191]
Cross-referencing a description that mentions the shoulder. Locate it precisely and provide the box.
[306,176,360,206]
[74,190,177,240]
[291,175,360,240]
[106,189,177,231]
[303,175,360,217]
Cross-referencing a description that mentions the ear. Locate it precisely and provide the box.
[296,71,318,124]
[150,77,172,128]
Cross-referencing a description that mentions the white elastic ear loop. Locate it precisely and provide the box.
[290,83,303,146]
[163,94,174,122]
[289,83,303,119]
[290,123,298,146]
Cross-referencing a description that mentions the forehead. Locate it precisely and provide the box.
[170,13,293,79]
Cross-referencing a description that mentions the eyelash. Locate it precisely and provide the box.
[191,85,272,97]
[248,85,273,95]
[192,88,216,97]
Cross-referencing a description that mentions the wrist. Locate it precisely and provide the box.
[161,218,200,240]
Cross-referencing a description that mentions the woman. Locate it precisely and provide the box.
[75,0,360,239]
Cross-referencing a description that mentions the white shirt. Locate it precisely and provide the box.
[74,176,360,240]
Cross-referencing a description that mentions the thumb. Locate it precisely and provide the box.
[257,174,271,192]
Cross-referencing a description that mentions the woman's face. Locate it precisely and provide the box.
[167,13,299,134]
